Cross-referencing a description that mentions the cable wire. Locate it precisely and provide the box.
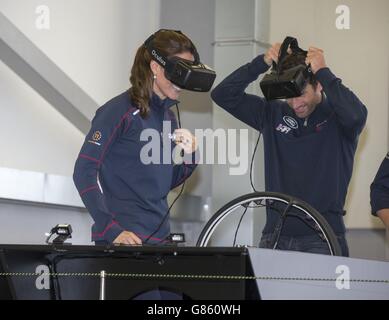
[144,104,186,244]
[249,131,262,192]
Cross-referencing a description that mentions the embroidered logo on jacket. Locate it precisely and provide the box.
[88,131,102,146]
[283,116,298,129]
[92,131,102,141]
[276,124,292,134]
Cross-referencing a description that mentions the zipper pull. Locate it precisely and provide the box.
[304,117,308,127]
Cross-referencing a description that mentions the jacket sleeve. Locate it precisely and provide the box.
[73,106,132,243]
[211,54,276,131]
[171,162,198,189]
[370,154,389,215]
[315,68,368,140]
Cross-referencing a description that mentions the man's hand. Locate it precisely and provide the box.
[377,209,389,230]
[264,43,282,66]
[173,128,198,154]
[113,231,142,245]
[305,47,327,74]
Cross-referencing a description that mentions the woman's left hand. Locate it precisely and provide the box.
[173,128,198,154]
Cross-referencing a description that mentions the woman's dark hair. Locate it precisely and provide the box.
[279,52,318,88]
[129,30,196,118]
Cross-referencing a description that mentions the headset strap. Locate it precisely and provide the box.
[144,29,200,65]
[272,36,307,71]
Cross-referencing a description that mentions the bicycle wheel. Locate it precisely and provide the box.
[196,192,342,256]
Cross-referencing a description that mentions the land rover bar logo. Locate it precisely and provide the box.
[283,116,298,129]
[152,50,166,66]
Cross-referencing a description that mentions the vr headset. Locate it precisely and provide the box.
[144,29,216,92]
[260,36,312,100]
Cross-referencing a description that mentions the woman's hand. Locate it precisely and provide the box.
[173,128,198,154]
[113,231,142,245]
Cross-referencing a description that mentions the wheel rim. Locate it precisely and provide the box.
[196,192,342,256]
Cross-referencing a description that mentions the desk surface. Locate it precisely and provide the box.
[0,244,253,300]
[0,243,248,256]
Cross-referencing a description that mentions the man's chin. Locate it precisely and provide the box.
[295,112,306,119]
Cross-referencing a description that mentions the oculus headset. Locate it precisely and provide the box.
[144,29,216,92]
[260,36,313,101]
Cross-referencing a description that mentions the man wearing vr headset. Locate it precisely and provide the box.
[211,38,367,256]
[371,153,389,230]
[73,30,213,246]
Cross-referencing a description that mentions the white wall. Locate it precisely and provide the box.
[0,0,160,176]
[0,200,92,245]
[0,61,84,175]
[269,0,389,229]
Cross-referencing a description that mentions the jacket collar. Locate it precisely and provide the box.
[150,92,179,111]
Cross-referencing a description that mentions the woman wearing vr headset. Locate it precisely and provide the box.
[211,38,367,256]
[73,30,199,246]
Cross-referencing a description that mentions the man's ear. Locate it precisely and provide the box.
[315,82,323,93]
